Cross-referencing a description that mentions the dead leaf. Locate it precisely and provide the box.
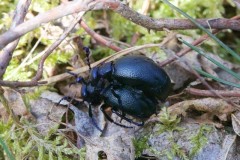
[169,98,236,122]
[29,91,67,135]
[194,113,224,128]
[70,104,104,146]
[58,82,82,98]
[41,91,104,138]
[216,134,237,160]
[0,87,28,121]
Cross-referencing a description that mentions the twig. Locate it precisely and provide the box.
[80,20,122,51]
[186,88,240,97]
[114,2,240,31]
[0,0,31,79]
[102,36,131,47]
[32,12,85,82]
[0,80,46,88]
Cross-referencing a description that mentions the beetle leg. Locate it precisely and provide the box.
[58,97,103,132]
[88,103,103,132]
[110,86,128,123]
[67,71,86,84]
[57,96,72,106]
[109,85,124,110]
[110,87,122,107]
[111,109,144,126]
[57,96,84,107]
[119,112,126,123]
[100,106,133,128]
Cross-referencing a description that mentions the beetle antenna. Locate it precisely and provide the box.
[67,71,86,85]
[83,46,92,71]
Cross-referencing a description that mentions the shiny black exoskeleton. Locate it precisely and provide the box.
[63,50,171,131]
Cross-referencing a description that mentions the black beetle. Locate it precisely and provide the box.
[62,53,171,131]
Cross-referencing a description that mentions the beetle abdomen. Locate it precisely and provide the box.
[112,55,171,100]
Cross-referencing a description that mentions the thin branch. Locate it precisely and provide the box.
[32,12,85,81]
[186,88,240,97]
[0,80,46,88]
[0,0,31,79]
[114,2,240,31]
[80,20,122,52]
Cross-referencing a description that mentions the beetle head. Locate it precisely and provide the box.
[80,82,103,105]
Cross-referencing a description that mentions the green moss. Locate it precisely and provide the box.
[165,139,189,160]
[148,138,189,160]
[156,108,187,159]
[0,117,86,159]
[157,107,182,134]
[189,125,212,158]
[132,135,150,158]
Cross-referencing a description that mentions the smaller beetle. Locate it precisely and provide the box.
[101,85,158,119]
[68,72,157,129]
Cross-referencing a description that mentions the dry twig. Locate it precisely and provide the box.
[80,20,122,51]
[0,0,32,78]
[186,88,240,97]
